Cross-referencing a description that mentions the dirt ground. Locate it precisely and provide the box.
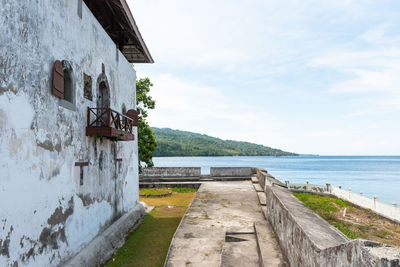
[336,203,400,246]
[294,192,400,246]
[139,191,196,207]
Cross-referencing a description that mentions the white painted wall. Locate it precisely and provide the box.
[0,1,140,266]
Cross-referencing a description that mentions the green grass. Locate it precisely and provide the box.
[139,188,197,197]
[106,207,186,267]
[293,193,400,245]
[294,192,350,213]
[139,189,196,207]
[332,221,368,239]
[106,188,197,266]
[170,187,197,193]
[293,193,363,239]
[139,188,172,197]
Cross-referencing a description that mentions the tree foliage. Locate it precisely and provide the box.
[136,78,157,172]
[152,127,298,157]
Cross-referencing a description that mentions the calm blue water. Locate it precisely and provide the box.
[153,156,400,205]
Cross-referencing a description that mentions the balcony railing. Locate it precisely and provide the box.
[86,107,137,141]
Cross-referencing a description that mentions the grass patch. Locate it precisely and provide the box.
[139,189,196,207]
[139,188,172,197]
[294,192,400,246]
[106,207,186,267]
[171,187,197,193]
[107,188,197,266]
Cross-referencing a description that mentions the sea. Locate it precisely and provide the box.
[153,156,400,206]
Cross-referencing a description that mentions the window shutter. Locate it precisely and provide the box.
[126,109,138,126]
[52,60,64,98]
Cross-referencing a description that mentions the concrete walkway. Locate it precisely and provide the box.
[164,181,286,267]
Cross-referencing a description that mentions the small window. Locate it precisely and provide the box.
[64,69,73,103]
[84,73,93,100]
[52,60,64,98]
[52,60,75,111]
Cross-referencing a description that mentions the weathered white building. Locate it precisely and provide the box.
[0,0,153,266]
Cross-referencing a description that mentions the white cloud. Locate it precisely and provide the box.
[130,0,400,155]
[138,72,293,148]
[304,129,359,137]
[310,27,400,116]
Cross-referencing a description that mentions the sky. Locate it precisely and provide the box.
[128,0,400,155]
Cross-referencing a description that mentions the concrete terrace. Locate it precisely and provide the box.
[140,167,400,267]
[164,181,286,267]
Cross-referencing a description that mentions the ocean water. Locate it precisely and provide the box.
[153,156,400,205]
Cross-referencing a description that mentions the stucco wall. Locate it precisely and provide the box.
[0,1,140,266]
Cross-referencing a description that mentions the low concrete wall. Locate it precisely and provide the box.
[141,167,201,178]
[210,167,254,177]
[140,183,202,189]
[331,186,400,224]
[261,173,400,266]
[256,169,280,190]
[286,181,328,193]
[256,169,267,189]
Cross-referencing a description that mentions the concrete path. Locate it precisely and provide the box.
[164,181,286,267]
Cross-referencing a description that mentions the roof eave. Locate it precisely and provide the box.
[120,0,154,63]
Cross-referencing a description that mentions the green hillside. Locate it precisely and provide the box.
[152,127,298,157]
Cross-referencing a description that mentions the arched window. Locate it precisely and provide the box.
[96,73,110,109]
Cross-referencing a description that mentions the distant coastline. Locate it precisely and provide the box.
[152,155,400,205]
[152,127,298,157]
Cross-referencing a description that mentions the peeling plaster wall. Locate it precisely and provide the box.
[0,1,139,266]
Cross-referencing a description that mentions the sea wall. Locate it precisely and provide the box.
[286,181,400,224]
[210,167,254,177]
[141,167,201,178]
[256,170,400,266]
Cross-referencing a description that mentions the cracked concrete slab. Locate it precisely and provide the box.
[165,181,281,267]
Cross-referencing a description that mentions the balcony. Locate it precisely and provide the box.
[86,107,137,141]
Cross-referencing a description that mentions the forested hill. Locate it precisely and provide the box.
[152,127,298,157]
